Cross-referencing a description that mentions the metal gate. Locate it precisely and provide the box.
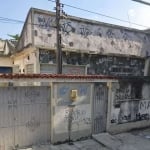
[92,83,108,134]
[0,86,51,150]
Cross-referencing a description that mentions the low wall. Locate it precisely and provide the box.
[107,81,150,133]
[0,74,149,147]
[51,82,93,144]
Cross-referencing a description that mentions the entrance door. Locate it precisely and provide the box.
[92,83,108,134]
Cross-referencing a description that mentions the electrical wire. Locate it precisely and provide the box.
[48,0,150,29]
[0,17,24,24]
[0,1,149,29]
[0,17,56,27]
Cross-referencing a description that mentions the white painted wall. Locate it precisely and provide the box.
[0,57,12,66]
[108,82,150,133]
[17,11,32,51]
[13,50,36,73]
[51,83,93,143]
[32,10,150,57]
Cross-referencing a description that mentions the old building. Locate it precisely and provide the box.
[13,8,150,76]
[0,39,16,73]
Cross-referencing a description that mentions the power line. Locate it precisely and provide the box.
[0,17,24,24]
[132,0,150,6]
[48,0,150,29]
[0,16,56,27]
[0,1,150,29]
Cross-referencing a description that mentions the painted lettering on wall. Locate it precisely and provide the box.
[26,117,40,132]
[139,101,150,111]
[25,90,40,103]
[115,86,131,102]
[8,100,17,109]
[64,108,91,126]
[61,21,75,35]
[34,13,150,57]
[80,25,92,38]
[37,15,55,31]
[111,100,150,124]
[39,49,145,76]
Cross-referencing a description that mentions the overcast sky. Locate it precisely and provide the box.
[1,0,150,39]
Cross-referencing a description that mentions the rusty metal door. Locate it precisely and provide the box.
[92,83,108,134]
[0,86,51,149]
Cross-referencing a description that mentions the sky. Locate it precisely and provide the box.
[1,0,150,39]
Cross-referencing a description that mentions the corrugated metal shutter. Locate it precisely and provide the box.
[13,65,19,73]
[0,86,51,149]
[26,64,34,74]
[14,86,51,147]
[40,64,86,74]
[40,64,56,74]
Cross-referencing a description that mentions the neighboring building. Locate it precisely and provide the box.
[0,39,16,73]
[13,8,150,76]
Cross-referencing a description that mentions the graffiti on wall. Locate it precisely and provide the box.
[61,21,75,36]
[25,90,40,103]
[137,100,150,120]
[113,82,143,107]
[54,83,91,134]
[33,13,150,56]
[37,14,55,31]
[80,25,92,38]
[114,84,132,106]
[39,49,56,64]
[26,117,40,132]
[88,55,145,76]
[110,82,148,124]
[118,100,150,123]
[39,49,145,76]
[54,105,91,134]
[64,107,91,126]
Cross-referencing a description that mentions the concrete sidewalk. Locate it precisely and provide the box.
[19,128,150,150]
[93,131,150,150]
[20,139,108,150]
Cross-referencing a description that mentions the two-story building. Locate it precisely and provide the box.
[12,8,150,76]
[0,39,16,73]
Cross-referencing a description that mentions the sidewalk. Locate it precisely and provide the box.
[19,128,150,150]
[93,128,150,150]
[20,139,108,150]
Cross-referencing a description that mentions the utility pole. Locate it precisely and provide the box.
[132,0,150,6]
[56,0,62,74]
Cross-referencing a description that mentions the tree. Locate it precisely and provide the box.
[7,34,20,40]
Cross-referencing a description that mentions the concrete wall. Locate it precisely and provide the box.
[31,9,150,57]
[0,39,15,55]
[13,48,37,73]
[39,49,145,76]
[51,82,93,143]
[0,57,13,67]
[17,10,32,51]
[0,76,150,146]
[107,81,150,133]
[40,64,86,74]
[0,86,51,149]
